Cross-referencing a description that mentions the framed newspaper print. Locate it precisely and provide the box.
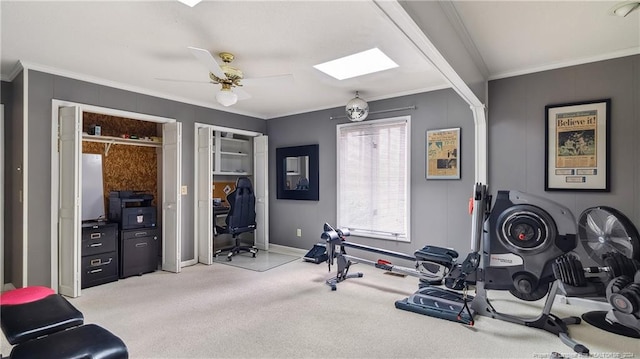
[545,99,610,191]
[426,127,460,179]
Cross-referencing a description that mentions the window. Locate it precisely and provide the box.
[336,116,410,241]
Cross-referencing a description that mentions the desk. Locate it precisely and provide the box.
[213,206,230,240]
[214,206,230,216]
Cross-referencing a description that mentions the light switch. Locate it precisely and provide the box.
[181,185,188,195]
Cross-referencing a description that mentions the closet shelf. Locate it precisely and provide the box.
[213,171,251,176]
[219,137,249,144]
[219,151,249,157]
[82,135,162,155]
[212,130,252,177]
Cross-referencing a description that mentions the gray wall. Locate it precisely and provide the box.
[488,55,640,229]
[21,70,266,286]
[8,54,638,286]
[267,89,476,257]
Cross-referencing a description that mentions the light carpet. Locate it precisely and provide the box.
[212,250,300,272]
[2,250,638,358]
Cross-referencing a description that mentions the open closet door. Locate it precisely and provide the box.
[162,121,182,272]
[253,135,269,250]
[58,106,81,297]
[197,127,213,264]
[0,105,3,290]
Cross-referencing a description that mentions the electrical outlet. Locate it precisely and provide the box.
[181,185,188,195]
[296,228,302,237]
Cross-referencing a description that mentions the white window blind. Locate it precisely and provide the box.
[336,116,410,242]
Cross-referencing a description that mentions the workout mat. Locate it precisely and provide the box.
[213,251,300,272]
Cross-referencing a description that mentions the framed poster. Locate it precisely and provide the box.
[426,127,460,180]
[545,99,610,191]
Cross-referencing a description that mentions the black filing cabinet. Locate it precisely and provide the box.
[120,228,160,278]
[81,221,119,288]
[109,191,160,279]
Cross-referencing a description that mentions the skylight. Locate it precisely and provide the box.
[313,48,399,80]
[178,0,202,7]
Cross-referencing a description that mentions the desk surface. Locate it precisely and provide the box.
[214,206,230,215]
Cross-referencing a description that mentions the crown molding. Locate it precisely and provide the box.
[268,84,450,120]
[14,61,269,120]
[1,61,25,82]
[489,47,640,80]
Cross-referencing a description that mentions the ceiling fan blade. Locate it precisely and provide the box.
[235,87,252,101]
[155,77,211,84]
[242,74,293,86]
[187,46,227,80]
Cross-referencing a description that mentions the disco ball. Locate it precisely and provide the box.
[345,92,369,122]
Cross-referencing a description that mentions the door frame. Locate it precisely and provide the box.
[50,99,178,295]
[193,123,267,265]
[0,104,4,290]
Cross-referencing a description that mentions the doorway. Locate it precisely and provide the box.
[194,123,268,265]
[51,100,182,297]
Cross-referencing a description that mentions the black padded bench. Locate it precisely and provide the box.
[9,324,128,359]
[1,288,84,345]
[1,286,128,359]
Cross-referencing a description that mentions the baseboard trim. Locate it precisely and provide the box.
[268,244,308,256]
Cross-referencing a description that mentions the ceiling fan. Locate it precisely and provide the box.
[185,46,293,107]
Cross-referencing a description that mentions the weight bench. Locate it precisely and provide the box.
[1,286,128,359]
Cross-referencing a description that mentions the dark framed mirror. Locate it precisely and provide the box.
[276,144,319,200]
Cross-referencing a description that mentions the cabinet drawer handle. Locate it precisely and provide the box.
[90,233,102,239]
[135,242,148,248]
[89,258,113,266]
[89,268,103,274]
[134,232,148,237]
[90,243,103,247]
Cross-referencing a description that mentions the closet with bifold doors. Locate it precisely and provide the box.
[195,124,269,266]
[81,112,163,287]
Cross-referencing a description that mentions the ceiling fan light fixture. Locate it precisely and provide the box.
[345,91,369,122]
[216,87,238,107]
[610,1,640,16]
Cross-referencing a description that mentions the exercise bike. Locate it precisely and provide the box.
[323,183,591,354]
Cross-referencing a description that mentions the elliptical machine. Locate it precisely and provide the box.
[395,184,589,353]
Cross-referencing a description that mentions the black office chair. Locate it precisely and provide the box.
[214,176,258,261]
[295,177,309,190]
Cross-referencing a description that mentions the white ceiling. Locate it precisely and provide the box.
[1,1,638,119]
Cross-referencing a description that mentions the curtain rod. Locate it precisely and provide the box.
[329,105,416,120]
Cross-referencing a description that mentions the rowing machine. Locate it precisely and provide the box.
[322,224,460,291]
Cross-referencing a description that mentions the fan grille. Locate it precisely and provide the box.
[577,206,640,265]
